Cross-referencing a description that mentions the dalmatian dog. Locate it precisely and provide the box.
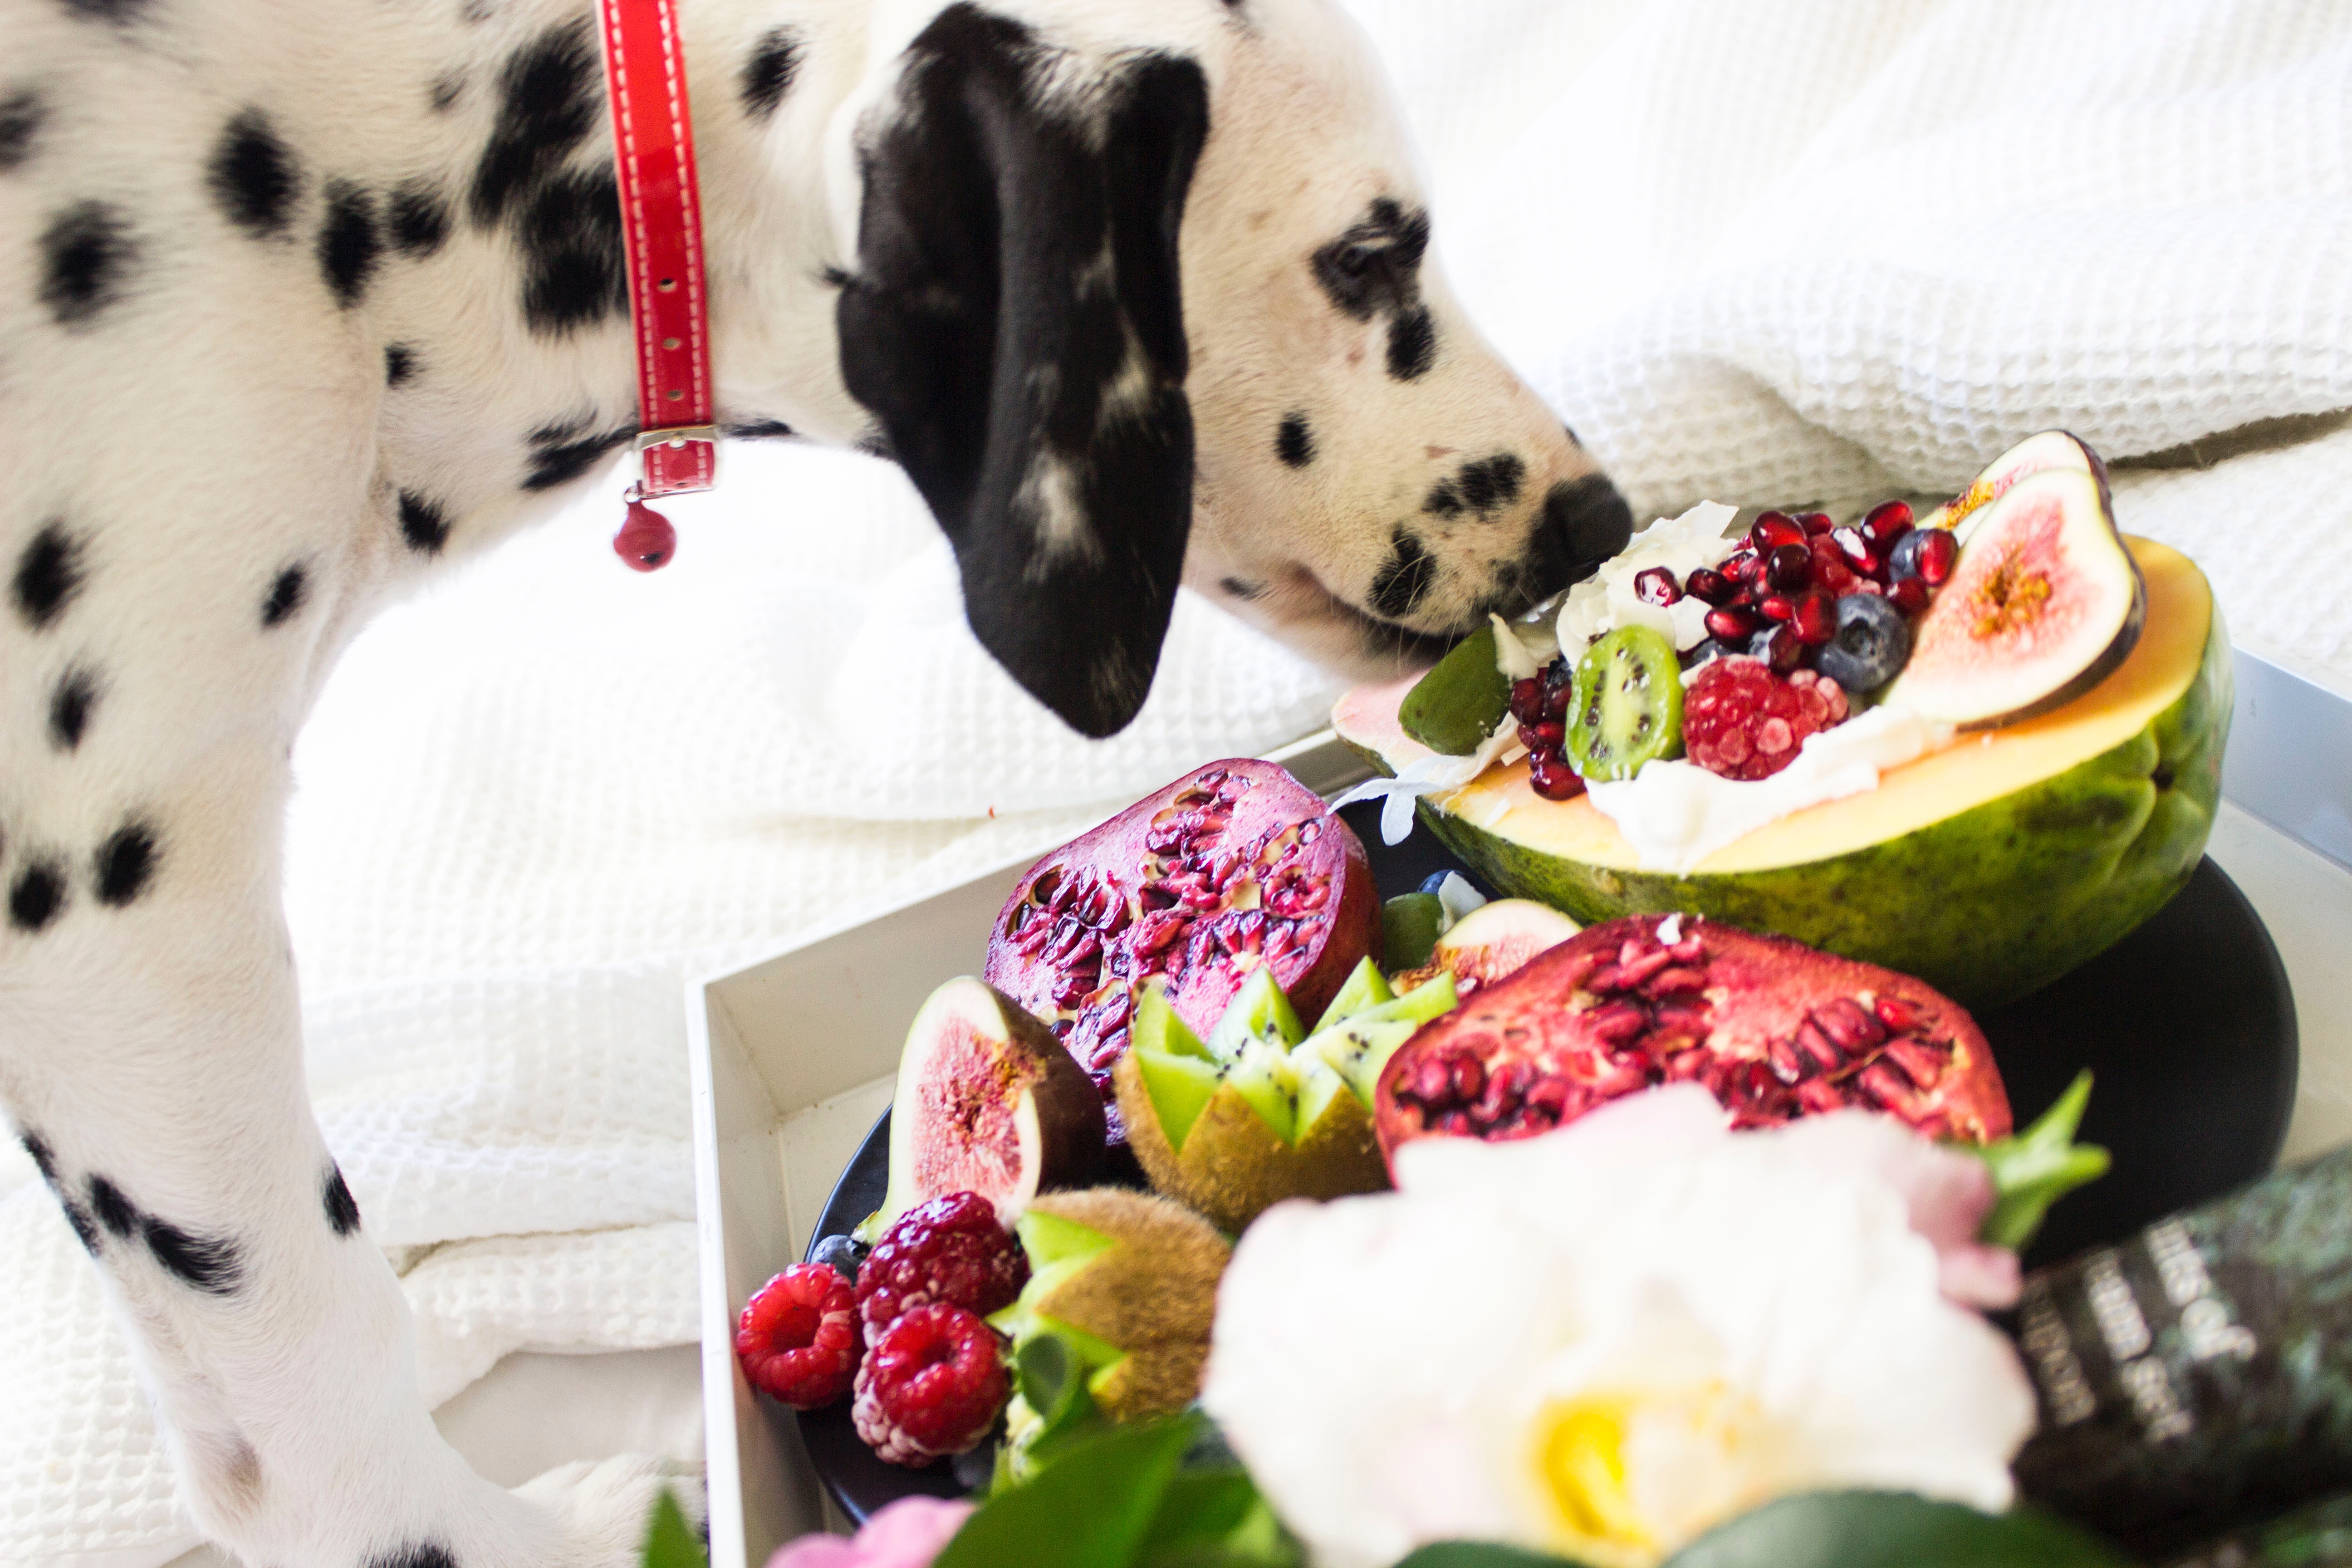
[0,0,1631,1561]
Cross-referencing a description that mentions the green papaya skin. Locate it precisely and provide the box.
[1397,607,2229,1009]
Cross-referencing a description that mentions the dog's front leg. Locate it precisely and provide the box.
[1,750,690,1566]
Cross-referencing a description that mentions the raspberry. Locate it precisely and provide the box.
[735,1263,860,1409]
[1682,659,1849,781]
[855,1191,1027,1338]
[853,1304,1009,1466]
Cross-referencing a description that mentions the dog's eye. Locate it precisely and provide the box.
[1330,242,1378,277]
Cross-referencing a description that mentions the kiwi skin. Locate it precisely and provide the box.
[1113,1053,1387,1235]
[1024,1188,1230,1422]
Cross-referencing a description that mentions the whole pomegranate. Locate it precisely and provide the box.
[985,760,1378,1142]
[1375,914,2009,1163]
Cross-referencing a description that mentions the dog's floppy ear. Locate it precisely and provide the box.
[837,6,1208,738]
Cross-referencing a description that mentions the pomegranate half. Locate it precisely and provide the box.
[1374,914,2010,1166]
[985,760,1379,1142]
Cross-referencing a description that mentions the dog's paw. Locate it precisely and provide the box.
[512,1454,707,1567]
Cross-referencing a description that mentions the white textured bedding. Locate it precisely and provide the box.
[6,1,2349,1561]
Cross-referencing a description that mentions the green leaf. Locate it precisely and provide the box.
[1395,1544,1589,1568]
[1135,1470,1302,1568]
[638,1489,708,1568]
[934,1414,1202,1568]
[1970,1070,2112,1251]
[1662,1491,2137,1568]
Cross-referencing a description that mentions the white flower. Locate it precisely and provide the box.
[1201,1088,2034,1568]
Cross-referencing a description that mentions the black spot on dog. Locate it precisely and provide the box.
[516,167,625,335]
[14,522,83,628]
[740,27,803,121]
[387,181,449,257]
[1311,197,1429,322]
[0,90,44,172]
[1563,422,1582,447]
[430,71,465,113]
[522,418,635,490]
[94,820,155,906]
[385,343,417,386]
[146,1216,241,1294]
[8,861,65,931]
[472,19,599,227]
[317,180,381,307]
[207,109,300,238]
[1456,453,1523,512]
[40,201,137,327]
[261,564,306,626]
[324,1166,361,1236]
[1369,529,1437,620]
[397,491,450,553]
[1275,412,1313,468]
[1219,576,1264,601]
[722,418,796,441]
[1386,306,1436,381]
[1423,479,1463,518]
[367,1544,459,1568]
[21,1134,57,1183]
[60,0,150,24]
[49,667,97,750]
[88,1176,136,1238]
[60,1200,101,1254]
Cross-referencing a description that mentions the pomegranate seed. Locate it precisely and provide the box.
[1684,567,1734,605]
[1517,720,1566,750]
[1751,624,1803,672]
[1793,1020,1843,1073]
[1634,567,1683,606]
[1509,678,1545,725]
[1890,577,1932,616]
[1724,551,1762,584]
[1874,994,1923,1032]
[1767,1038,1808,1083]
[1915,529,1958,585]
[1585,1000,1649,1045]
[1880,1037,1946,1089]
[1792,593,1835,646]
[1765,543,1813,592]
[1451,1057,1485,1102]
[1798,511,1837,536]
[1758,593,1797,623]
[1857,1062,1929,1118]
[1528,749,1587,801]
[1749,512,1804,552]
[1831,527,1883,579]
[1646,965,1706,995]
[1814,997,1886,1052]
[1861,500,1913,552]
[1705,605,1760,642]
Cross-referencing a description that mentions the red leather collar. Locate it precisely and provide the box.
[597,0,716,570]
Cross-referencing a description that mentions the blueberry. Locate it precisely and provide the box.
[1679,637,1734,671]
[810,1233,865,1282]
[1417,871,1453,898]
[1887,529,1934,582]
[1815,593,1912,692]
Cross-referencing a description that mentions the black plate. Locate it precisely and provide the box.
[792,807,2298,1521]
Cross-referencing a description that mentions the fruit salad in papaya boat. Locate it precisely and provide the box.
[1332,432,2231,1009]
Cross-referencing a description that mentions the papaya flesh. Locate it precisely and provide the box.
[1333,539,2229,1009]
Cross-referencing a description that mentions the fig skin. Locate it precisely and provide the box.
[879,977,1107,1233]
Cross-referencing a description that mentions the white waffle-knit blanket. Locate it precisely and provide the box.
[5,1,2349,1561]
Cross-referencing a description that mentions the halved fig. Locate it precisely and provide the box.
[1921,429,2100,544]
[1375,914,2011,1169]
[877,978,1106,1232]
[1885,458,2145,729]
[985,760,1380,1144]
[1389,897,1582,996]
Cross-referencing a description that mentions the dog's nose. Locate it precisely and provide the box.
[1538,475,1635,579]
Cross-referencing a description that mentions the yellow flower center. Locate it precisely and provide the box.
[1531,1384,1773,1568]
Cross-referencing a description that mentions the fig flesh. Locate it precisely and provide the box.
[1389,897,1582,997]
[1887,449,2145,729]
[1375,914,2011,1168]
[877,978,1106,1233]
[985,760,1379,1144]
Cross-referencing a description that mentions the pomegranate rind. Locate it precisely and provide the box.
[983,760,1380,1142]
[1333,540,2227,1008]
[1373,915,2011,1170]
[879,978,1107,1233]
[1884,461,2146,730]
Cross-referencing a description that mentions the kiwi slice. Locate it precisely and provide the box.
[1398,622,1509,755]
[1565,624,1682,781]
